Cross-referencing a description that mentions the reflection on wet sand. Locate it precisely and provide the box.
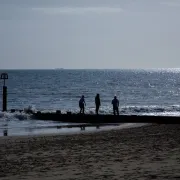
[1,123,120,136]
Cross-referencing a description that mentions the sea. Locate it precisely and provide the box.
[0,69,180,136]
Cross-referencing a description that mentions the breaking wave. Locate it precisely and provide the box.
[0,111,31,121]
[0,104,180,121]
[44,104,180,116]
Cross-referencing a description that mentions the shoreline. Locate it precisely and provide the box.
[1,124,180,179]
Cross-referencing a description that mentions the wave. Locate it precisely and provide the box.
[121,105,180,114]
[0,104,180,121]
[0,111,31,121]
[49,104,180,116]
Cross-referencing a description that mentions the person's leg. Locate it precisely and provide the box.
[96,105,99,115]
[97,105,99,114]
[82,105,85,114]
[79,104,82,113]
[113,106,115,115]
[117,107,119,115]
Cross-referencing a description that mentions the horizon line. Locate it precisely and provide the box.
[1,68,180,71]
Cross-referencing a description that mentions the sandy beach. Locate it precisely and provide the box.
[1,124,180,180]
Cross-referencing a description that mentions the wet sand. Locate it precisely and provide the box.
[1,124,180,180]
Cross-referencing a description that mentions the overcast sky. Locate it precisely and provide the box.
[0,0,180,69]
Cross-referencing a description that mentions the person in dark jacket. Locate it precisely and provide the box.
[95,93,101,115]
[112,96,119,115]
[79,95,86,114]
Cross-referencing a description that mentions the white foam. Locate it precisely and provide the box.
[0,111,31,121]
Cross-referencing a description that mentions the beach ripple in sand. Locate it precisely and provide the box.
[1,124,180,179]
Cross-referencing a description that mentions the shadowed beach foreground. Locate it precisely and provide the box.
[1,124,180,180]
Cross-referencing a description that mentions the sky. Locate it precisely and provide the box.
[0,0,180,69]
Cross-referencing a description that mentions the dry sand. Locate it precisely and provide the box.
[1,124,180,180]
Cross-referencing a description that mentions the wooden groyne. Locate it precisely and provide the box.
[3,109,180,124]
[31,111,180,124]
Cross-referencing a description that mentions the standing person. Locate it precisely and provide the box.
[79,95,86,114]
[112,96,119,115]
[95,93,101,115]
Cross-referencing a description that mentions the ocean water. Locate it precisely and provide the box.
[0,69,180,136]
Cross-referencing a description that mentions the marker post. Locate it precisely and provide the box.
[1,73,8,112]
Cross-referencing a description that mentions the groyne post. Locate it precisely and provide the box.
[3,130,8,136]
[1,73,8,112]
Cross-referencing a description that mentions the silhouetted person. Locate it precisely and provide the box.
[95,94,101,115]
[112,96,119,115]
[79,95,86,114]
